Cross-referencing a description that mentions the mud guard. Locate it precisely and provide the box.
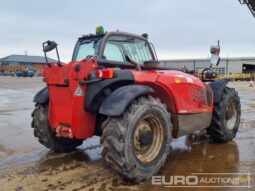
[209,78,231,104]
[99,85,154,116]
[33,87,49,104]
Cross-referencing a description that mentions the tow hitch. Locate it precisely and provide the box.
[56,125,74,139]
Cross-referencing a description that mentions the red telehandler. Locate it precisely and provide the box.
[32,26,241,182]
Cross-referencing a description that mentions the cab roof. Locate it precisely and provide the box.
[78,31,148,41]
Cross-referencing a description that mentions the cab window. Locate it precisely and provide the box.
[103,43,124,62]
[102,35,154,65]
[73,38,101,61]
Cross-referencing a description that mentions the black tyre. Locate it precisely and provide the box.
[100,96,172,182]
[208,87,241,143]
[31,103,83,152]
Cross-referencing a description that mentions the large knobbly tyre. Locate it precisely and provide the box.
[31,104,83,152]
[208,87,241,143]
[100,96,172,182]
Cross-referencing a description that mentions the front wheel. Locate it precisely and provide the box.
[100,96,172,182]
[208,87,241,143]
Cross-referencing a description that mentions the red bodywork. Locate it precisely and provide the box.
[43,59,213,139]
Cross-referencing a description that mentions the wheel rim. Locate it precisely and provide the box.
[224,100,238,131]
[133,114,164,164]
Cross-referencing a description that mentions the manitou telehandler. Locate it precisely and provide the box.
[32,26,241,182]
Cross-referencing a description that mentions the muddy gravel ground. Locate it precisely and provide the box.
[0,76,254,191]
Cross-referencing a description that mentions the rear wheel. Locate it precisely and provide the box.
[208,87,241,143]
[31,103,83,152]
[100,96,172,182]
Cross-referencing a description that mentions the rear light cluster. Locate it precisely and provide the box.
[96,69,116,79]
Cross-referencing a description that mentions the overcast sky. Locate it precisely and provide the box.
[0,0,255,62]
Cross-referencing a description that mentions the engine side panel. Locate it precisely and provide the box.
[132,70,213,114]
[156,70,213,114]
[131,70,177,113]
[131,70,213,137]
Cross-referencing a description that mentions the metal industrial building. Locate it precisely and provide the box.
[0,54,55,72]
[160,57,255,75]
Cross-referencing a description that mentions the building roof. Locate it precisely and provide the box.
[160,56,255,62]
[0,54,56,64]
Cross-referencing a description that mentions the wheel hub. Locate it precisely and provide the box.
[224,100,238,130]
[133,114,164,164]
[225,110,233,120]
[139,131,153,146]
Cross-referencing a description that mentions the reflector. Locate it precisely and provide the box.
[96,69,116,79]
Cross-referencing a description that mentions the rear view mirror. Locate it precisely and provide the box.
[43,41,58,53]
[42,40,61,66]
[210,46,220,55]
[210,44,220,66]
[210,54,220,66]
